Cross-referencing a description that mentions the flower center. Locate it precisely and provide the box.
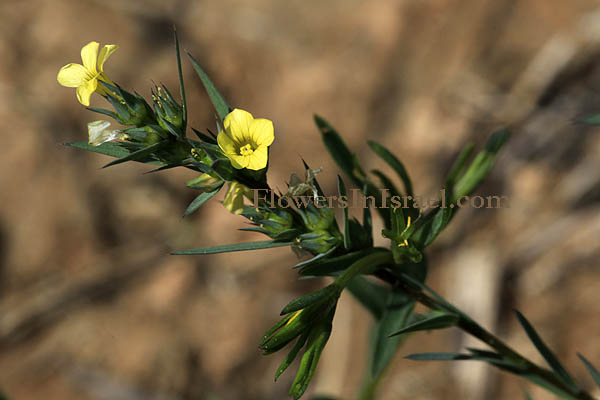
[239,143,254,156]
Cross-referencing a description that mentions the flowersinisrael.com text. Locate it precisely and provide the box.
[252,188,509,210]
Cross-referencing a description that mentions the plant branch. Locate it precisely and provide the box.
[372,269,596,400]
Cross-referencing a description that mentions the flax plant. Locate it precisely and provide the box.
[54,34,600,400]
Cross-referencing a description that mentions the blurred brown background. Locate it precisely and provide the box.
[0,0,599,399]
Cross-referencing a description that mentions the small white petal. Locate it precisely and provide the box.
[87,120,124,146]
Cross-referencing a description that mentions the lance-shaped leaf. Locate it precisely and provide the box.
[87,106,118,121]
[405,352,472,361]
[371,169,401,197]
[102,141,166,168]
[174,30,187,130]
[297,248,387,277]
[337,175,351,250]
[182,183,224,217]
[367,140,413,197]
[280,285,340,315]
[314,115,362,181]
[514,310,579,392]
[293,246,337,270]
[191,128,217,144]
[410,186,455,248]
[172,240,291,255]
[187,52,231,121]
[370,291,415,378]
[445,143,474,188]
[275,331,310,381]
[389,310,460,337]
[314,115,391,226]
[396,273,462,315]
[577,353,600,389]
[362,183,373,244]
[406,350,579,399]
[288,312,334,400]
[452,128,509,200]
[65,141,133,159]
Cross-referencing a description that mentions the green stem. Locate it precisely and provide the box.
[391,277,596,400]
[335,251,393,289]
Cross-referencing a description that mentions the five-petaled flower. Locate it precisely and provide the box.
[57,41,118,106]
[217,109,274,170]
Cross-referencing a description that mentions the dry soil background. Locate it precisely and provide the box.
[0,1,599,399]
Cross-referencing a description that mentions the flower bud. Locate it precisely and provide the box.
[101,81,155,127]
[186,173,223,192]
[152,86,184,135]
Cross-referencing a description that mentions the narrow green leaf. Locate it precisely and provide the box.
[389,311,459,337]
[367,140,413,196]
[411,187,455,248]
[103,142,166,168]
[173,240,291,255]
[397,273,462,315]
[577,353,600,389]
[65,141,131,159]
[445,143,474,188]
[187,52,231,121]
[514,310,579,391]
[371,292,414,378]
[314,116,391,226]
[86,106,118,120]
[191,128,217,144]
[183,184,223,217]
[315,115,361,181]
[275,331,310,381]
[346,276,389,319]
[405,352,471,361]
[144,163,184,174]
[281,285,339,315]
[453,128,509,200]
[371,169,402,197]
[289,315,333,400]
[174,29,187,130]
[293,246,337,269]
[337,175,351,250]
[362,184,373,246]
[298,248,386,276]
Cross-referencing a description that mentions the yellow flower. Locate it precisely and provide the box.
[217,109,274,170]
[57,41,118,106]
[223,182,252,215]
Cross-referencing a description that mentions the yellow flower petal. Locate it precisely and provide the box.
[81,41,99,74]
[249,118,274,147]
[224,108,253,144]
[76,78,98,106]
[246,145,268,170]
[230,154,249,169]
[57,63,90,87]
[217,130,238,156]
[223,182,250,214]
[98,44,118,73]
